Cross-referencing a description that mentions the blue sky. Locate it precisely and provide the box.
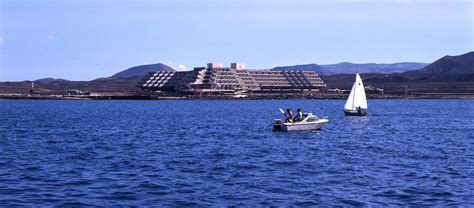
[0,0,473,81]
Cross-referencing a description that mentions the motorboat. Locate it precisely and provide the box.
[343,72,368,116]
[273,113,329,131]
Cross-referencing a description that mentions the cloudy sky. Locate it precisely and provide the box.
[0,0,473,81]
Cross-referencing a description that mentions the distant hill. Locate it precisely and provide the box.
[320,62,427,75]
[111,63,175,78]
[34,78,69,83]
[400,52,474,82]
[2,52,473,95]
[325,52,474,87]
[366,51,474,82]
[272,62,427,75]
[272,64,326,75]
[413,52,474,75]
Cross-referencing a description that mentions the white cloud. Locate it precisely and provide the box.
[47,34,56,41]
[0,36,4,45]
[178,64,187,71]
[162,61,186,71]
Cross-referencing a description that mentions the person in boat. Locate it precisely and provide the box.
[294,108,303,122]
[285,109,294,122]
[357,106,362,115]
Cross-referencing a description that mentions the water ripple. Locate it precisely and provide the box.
[0,99,473,206]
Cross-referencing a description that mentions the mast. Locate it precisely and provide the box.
[352,75,357,110]
[352,72,359,110]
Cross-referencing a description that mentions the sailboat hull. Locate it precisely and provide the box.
[343,109,368,116]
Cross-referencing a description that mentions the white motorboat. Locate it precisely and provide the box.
[343,72,368,116]
[273,113,329,131]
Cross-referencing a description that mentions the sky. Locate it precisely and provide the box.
[0,0,473,81]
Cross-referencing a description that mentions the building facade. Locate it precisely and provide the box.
[140,63,326,93]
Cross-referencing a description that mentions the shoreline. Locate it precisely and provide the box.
[1,93,473,100]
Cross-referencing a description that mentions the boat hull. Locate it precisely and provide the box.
[343,109,368,116]
[278,119,329,131]
[273,114,329,132]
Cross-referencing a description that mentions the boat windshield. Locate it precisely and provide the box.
[306,116,319,122]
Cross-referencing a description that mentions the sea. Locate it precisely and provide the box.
[0,99,473,206]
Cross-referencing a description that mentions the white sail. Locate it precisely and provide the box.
[344,81,357,110]
[344,73,367,111]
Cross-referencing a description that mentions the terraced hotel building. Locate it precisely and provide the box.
[140,63,326,93]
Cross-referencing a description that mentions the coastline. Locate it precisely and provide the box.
[1,93,473,100]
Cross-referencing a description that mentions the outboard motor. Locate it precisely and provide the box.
[273,119,282,131]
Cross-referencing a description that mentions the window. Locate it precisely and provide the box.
[306,116,319,122]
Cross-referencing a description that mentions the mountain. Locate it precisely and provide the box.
[320,62,427,74]
[326,52,474,87]
[375,51,474,82]
[34,78,69,83]
[111,63,175,78]
[413,52,474,75]
[327,52,473,82]
[272,64,326,75]
[398,52,474,82]
[272,62,427,75]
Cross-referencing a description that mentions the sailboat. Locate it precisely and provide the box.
[343,73,368,116]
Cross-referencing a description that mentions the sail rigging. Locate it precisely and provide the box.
[344,73,367,111]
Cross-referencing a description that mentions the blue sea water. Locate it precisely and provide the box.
[0,99,473,206]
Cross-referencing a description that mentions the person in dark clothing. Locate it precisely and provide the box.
[285,109,294,122]
[294,108,303,122]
